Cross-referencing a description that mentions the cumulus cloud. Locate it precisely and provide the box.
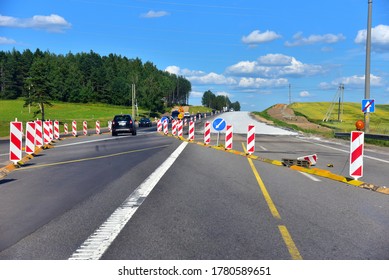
[332,74,383,88]
[0,14,71,32]
[187,72,236,85]
[355,24,389,52]
[242,30,281,46]
[141,10,170,18]
[299,91,310,97]
[0,36,16,44]
[227,53,326,78]
[165,66,236,85]
[285,32,345,47]
[238,77,289,88]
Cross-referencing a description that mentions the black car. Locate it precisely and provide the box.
[111,114,137,136]
[139,117,152,127]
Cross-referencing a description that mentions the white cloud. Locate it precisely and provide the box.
[285,32,345,47]
[188,72,236,85]
[333,74,383,88]
[0,14,71,32]
[0,36,16,44]
[189,91,204,98]
[238,77,289,88]
[355,24,389,52]
[141,10,170,18]
[165,65,180,75]
[216,91,233,98]
[242,30,281,46]
[299,91,310,97]
[227,54,325,78]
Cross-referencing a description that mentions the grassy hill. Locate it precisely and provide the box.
[290,102,389,135]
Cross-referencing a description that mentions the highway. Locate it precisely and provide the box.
[0,112,388,260]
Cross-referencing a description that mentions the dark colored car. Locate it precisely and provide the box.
[139,117,152,127]
[111,114,137,136]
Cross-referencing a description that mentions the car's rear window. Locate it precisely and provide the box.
[114,115,131,122]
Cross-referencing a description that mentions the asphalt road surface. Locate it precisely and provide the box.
[0,112,388,260]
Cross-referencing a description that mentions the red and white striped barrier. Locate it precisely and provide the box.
[350,131,364,180]
[177,120,183,137]
[9,121,23,164]
[64,123,68,135]
[108,121,112,132]
[297,154,317,166]
[72,121,77,137]
[157,120,162,132]
[188,121,194,141]
[247,124,255,155]
[83,121,88,136]
[172,120,177,136]
[43,121,51,145]
[96,120,100,135]
[35,120,43,148]
[49,121,53,142]
[25,122,36,155]
[163,120,168,135]
[184,118,187,127]
[204,121,211,145]
[225,124,233,150]
[54,120,60,140]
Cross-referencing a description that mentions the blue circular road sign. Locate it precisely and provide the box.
[160,116,169,123]
[212,118,226,131]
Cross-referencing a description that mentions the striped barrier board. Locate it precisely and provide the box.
[9,121,23,164]
[83,121,88,136]
[35,120,43,148]
[43,121,51,145]
[204,121,210,145]
[177,120,183,137]
[350,131,364,180]
[54,120,60,139]
[188,121,194,141]
[225,124,233,150]
[72,121,77,137]
[247,124,255,155]
[25,122,36,155]
[96,120,100,135]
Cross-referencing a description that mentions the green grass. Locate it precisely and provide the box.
[0,100,214,137]
[290,102,389,134]
[0,99,149,137]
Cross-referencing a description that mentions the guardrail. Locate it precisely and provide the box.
[335,132,389,141]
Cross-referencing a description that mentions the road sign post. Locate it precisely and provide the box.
[212,118,226,146]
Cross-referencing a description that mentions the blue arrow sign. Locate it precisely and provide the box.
[362,99,375,113]
[160,116,169,123]
[212,118,226,131]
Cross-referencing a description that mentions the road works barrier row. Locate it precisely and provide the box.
[157,125,388,195]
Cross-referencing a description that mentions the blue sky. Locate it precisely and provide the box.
[1,0,389,111]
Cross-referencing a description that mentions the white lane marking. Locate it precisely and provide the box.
[259,145,267,151]
[298,171,321,182]
[296,137,389,164]
[68,141,188,260]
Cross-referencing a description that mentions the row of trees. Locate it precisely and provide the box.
[201,90,240,111]
[0,49,191,118]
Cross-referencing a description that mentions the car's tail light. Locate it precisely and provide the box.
[130,120,133,124]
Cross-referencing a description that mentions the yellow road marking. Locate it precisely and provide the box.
[278,225,303,260]
[242,143,281,220]
[242,142,303,260]
[15,145,169,170]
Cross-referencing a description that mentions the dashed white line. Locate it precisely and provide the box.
[68,141,188,260]
[298,171,321,182]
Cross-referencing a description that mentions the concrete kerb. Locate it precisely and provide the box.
[159,132,388,195]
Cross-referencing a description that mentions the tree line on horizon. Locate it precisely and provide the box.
[201,90,240,112]
[0,48,192,119]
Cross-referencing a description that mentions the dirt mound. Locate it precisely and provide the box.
[267,104,332,133]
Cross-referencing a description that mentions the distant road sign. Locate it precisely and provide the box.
[178,113,183,120]
[212,118,226,131]
[160,116,169,123]
[362,99,375,113]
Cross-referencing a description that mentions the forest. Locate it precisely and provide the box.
[0,49,192,117]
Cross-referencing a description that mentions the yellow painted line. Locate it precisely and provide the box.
[278,225,303,260]
[15,145,169,170]
[241,142,303,259]
[242,142,281,219]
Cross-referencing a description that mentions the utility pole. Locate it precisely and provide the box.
[131,84,136,120]
[364,0,372,133]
